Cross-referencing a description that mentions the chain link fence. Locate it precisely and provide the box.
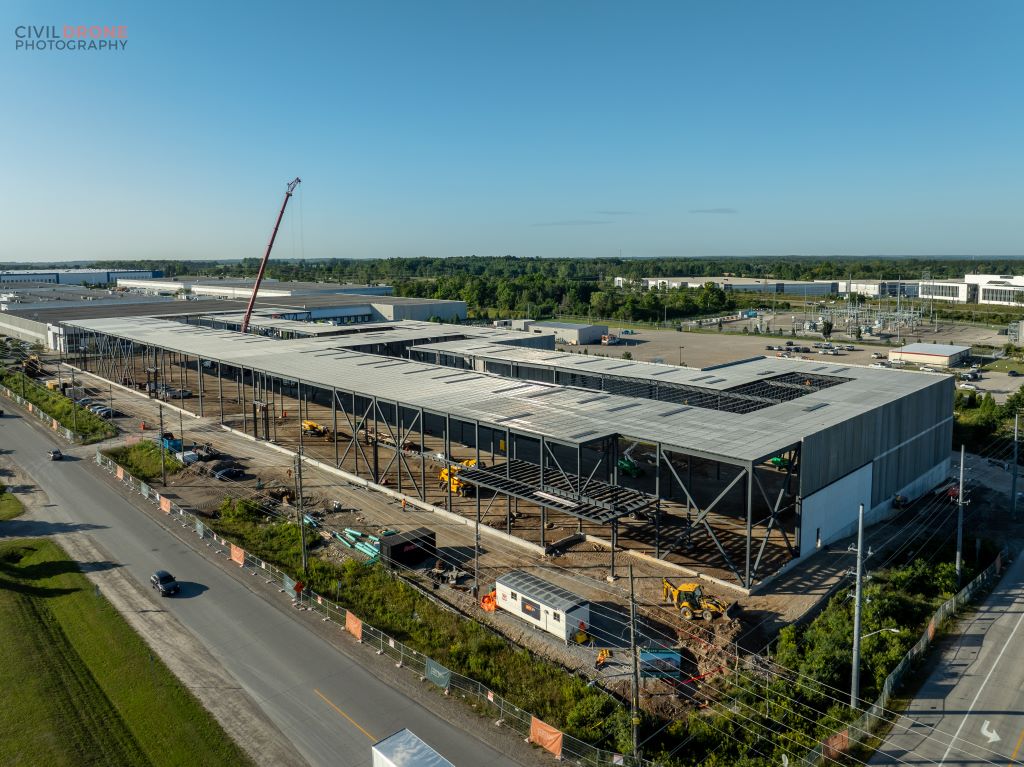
[96,451,648,767]
[1,382,84,442]
[800,548,1009,766]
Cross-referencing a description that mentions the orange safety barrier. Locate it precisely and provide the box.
[345,610,363,641]
[230,543,245,566]
[529,716,563,758]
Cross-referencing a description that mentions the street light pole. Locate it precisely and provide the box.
[295,450,308,573]
[629,565,641,761]
[158,404,167,486]
[1012,414,1019,522]
[955,444,965,585]
[850,503,865,710]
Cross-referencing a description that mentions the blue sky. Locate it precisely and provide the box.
[2,1,1022,262]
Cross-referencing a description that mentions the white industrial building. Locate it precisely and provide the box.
[510,320,607,345]
[117,276,394,299]
[614,276,836,296]
[888,343,971,368]
[0,268,159,285]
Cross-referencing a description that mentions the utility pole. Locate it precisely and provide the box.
[158,404,167,486]
[629,565,641,761]
[1012,414,1019,521]
[850,503,865,710]
[295,450,308,573]
[71,367,78,435]
[956,444,965,585]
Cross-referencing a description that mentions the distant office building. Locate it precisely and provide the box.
[918,280,975,304]
[833,280,919,298]
[965,274,1024,306]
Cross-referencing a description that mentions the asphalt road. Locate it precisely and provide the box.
[870,552,1024,766]
[0,407,527,767]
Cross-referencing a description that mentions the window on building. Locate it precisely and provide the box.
[510,591,517,601]
[552,612,560,622]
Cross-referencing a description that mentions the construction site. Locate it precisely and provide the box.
[5,180,958,719]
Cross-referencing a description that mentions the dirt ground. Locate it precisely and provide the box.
[560,318,1001,370]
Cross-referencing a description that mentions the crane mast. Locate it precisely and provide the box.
[240,177,301,334]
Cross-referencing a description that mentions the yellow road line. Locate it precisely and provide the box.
[1009,727,1024,766]
[313,687,376,742]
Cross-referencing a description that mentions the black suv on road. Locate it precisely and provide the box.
[150,570,180,596]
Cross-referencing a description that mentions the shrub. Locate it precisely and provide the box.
[104,441,182,483]
[0,370,115,443]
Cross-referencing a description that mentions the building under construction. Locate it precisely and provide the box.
[63,316,953,593]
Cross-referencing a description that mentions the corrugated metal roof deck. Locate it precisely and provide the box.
[64,317,945,462]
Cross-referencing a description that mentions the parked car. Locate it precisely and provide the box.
[175,451,200,466]
[871,352,884,359]
[213,466,244,481]
[959,383,978,391]
[150,570,180,596]
[75,397,94,406]
[1009,370,1021,378]
[169,389,193,399]
[47,448,63,461]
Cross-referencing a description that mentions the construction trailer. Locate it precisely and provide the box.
[63,315,953,594]
[495,570,590,643]
[378,527,436,571]
[371,728,454,767]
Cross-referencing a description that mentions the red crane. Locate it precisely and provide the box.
[240,177,301,334]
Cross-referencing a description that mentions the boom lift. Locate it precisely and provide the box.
[240,177,301,335]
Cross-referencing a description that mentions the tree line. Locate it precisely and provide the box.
[71,255,1024,322]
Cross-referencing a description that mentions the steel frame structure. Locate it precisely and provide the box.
[72,326,802,590]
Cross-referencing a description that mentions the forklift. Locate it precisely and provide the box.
[662,578,730,621]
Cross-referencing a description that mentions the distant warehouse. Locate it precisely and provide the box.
[889,343,970,368]
[510,320,607,345]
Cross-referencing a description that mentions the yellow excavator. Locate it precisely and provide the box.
[663,578,730,621]
[302,419,327,436]
[438,459,483,497]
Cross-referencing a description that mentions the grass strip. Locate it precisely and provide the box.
[0,539,252,767]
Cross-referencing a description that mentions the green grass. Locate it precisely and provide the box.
[982,358,1024,373]
[103,442,183,483]
[0,482,25,520]
[0,370,116,443]
[0,539,253,767]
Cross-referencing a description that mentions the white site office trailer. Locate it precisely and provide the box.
[371,729,454,767]
[495,570,590,643]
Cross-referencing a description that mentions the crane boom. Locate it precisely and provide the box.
[240,177,301,334]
